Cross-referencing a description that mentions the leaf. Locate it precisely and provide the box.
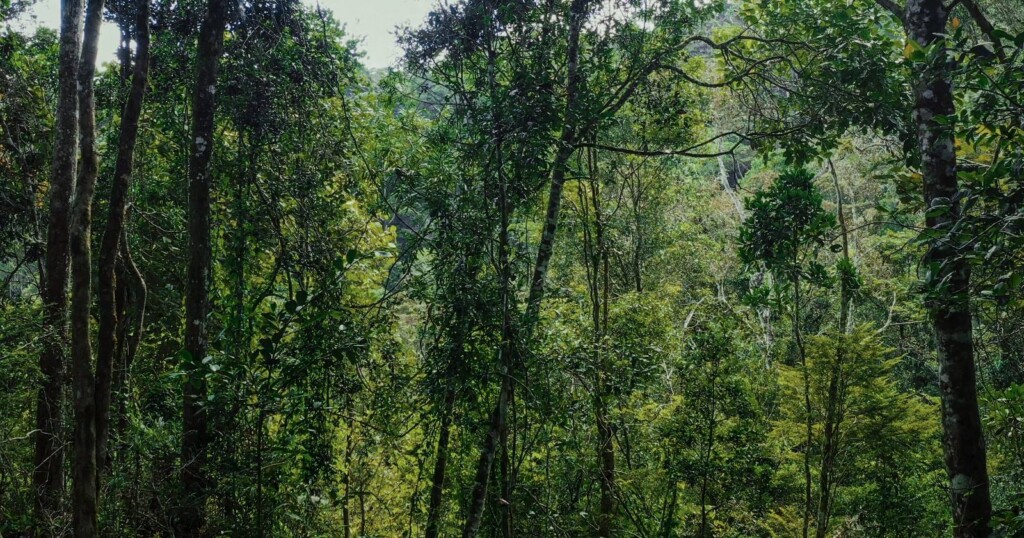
[903,40,925,61]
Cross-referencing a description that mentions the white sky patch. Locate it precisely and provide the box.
[11,0,436,69]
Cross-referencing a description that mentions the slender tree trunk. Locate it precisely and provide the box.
[661,474,678,538]
[583,148,615,538]
[96,0,150,478]
[462,3,590,532]
[462,377,510,538]
[698,354,719,538]
[463,3,588,535]
[523,0,588,326]
[68,0,106,533]
[426,247,477,538]
[425,389,455,538]
[815,162,852,538]
[33,0,83,528]
[792,272,812,538]
[180,0,227,533]
[462,13,517,536]
[904,1,991,534]
[112,231,146,455]
[595,395,615,538]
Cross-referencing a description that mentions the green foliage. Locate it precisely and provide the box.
[3,0,1024,535]
[774,325,944,534]
[739,167,836,286]
[985,384,1024,533]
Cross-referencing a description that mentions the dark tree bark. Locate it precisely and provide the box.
[179,0,228,533]
[111,231,146,452]
[904,0,992,534]
[96,0,150,478]
[462,378,510,538]
[425,388,456,538]
[33,0,82,528]
[68,0,106,533]
[426,243,478,538]
[794,274,812,538]
[582,146,615,538]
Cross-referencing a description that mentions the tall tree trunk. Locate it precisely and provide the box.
[523,0,587,326]
[425,388,455,538]
[96,0,150,478]
[343,400,355,538]
[583,147,615,538]
[792,271,812,538]
[462,377,510,538]
[33,0,82,528]
[180,0,227,533]
[69,0,105,533]
[815,161,852,538]
[697,352,719,538]
[112,231,146,456]
[463,2,588,535]
[462,12,516,536]
[426,247,477,538]
[904,1,991,534]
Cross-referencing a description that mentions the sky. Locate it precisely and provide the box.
[13,0,436,69]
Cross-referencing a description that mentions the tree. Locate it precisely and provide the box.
[180,0,227,532]
[739,167,836,537]
[34,0,82,528]
[900,1,991,532]
[95,0,150,477]
[67,0,106,530]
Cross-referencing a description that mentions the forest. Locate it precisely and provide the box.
[1,0,1024,535]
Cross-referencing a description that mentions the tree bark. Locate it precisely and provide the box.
[180,0,227,533]
[111,231,146,455]
[425,389,455,538]
[96,0,150,478]
[69,0,106,533]
[583,146,615,538]
[462,4,590,535]
[523,0,588,326]
[462,10,519,535]
[461,376,510,538]
[815,161,851,538]
[33,0,82,528]
[793,272,812,538]
[904,1,992,535]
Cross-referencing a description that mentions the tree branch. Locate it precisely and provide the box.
[873,0,906,24]
[960,0,1007,62]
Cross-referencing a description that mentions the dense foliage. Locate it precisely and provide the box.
[2,0,1024,536]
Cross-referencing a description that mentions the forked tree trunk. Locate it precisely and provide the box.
[96,0,150,478]
[68,0,105,533]
[33,0,82,528]
[180,0,228,533]
[904,0,991,534]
